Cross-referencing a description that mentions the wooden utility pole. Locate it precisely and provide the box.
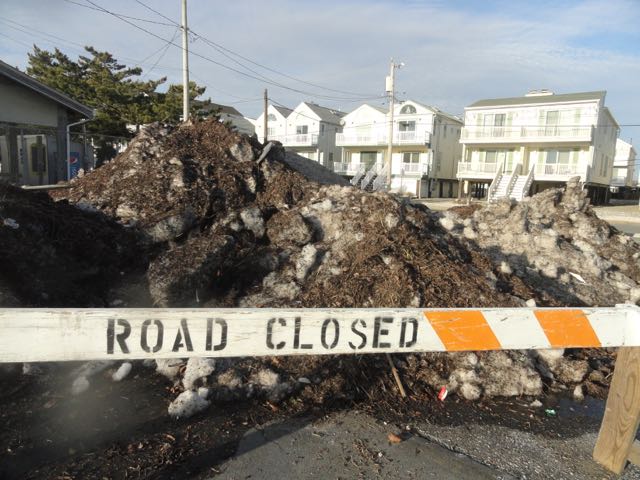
[181,0,190,122]
[263,89,268,143]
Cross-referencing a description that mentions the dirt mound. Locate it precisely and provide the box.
[440,178,640,307]
[0,182,144,306]
[53,120,528,309]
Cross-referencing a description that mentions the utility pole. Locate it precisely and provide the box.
[385,59,403,187]
[181,0,190,122]
[263,89,268,143]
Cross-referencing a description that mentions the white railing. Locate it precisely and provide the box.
[336,130,431,146]
[402,162,422,173]
[610,176,628,186]
[534,163,583,176]
[269,133,319,146]
[487,161,504,201]
[333,162,348,174]
[461,125,593,142]
[521,163,536,198]
[457,161,499,175]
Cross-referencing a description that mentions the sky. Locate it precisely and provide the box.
[0,0,639,143]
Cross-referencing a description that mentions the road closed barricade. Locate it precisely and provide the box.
[1,305,639,473]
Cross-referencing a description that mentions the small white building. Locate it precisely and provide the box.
[611,139,637,189]
[254,104,292,144]
[458,90,619,204]
[335,100,463,197]
[206,103,256,136]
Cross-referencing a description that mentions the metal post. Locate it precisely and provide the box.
[386,60,395,187]
[181,0,190,122]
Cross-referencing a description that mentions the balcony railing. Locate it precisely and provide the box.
[401,162,422,173]
[534,163,583,176]
[457,161,499,175]
[461,125,593,143]
[269,133,319,146]
[333,162,368,176]
[336,130,431,146]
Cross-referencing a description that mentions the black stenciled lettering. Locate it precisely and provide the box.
[373,317,393,348]
[400,317,418,348]
[349,319,367,350]
[321,318,340,349]
[293,317,313,349]
[172,318,194,352]
[206,318,228,351]
[266,318,286,350]
[141,319,164,353]
[107,318,131,354]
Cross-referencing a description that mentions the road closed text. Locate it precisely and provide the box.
[105,316,419,356]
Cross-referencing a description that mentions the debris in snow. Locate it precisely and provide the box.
[197,387,210,399]
[112,362,132,382]
[71,376,90,395]
[499,261,512,275]
[168,390,210,419]
[525,299,537,308]
[156,359,183,382]
[387,433,402,444]
[298,377,311,384]
[2,217,19,229]
[569,272,587,284]
[573,384,584,401]
[182,357,216,390]
[437,386,448,401]
[251,368,280,388]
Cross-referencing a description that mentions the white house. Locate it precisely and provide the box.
[611,139,637,191]
[457,90,619,204]
[283,102,344,168]
[254,104,292,144]
[206,103,256,136]
[335,100,463,197]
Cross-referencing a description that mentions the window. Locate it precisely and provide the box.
[267,113,277,122]
[328,152,333,163]
[443,126,447,138]
[296,125,308,134]
[360,151,378,168]
[545,111,559,135]
[485,150,497,163]
[320,124,325,134]
[398,121,415,132]
[267,127,276,136]
[402,152,420,163]
[400,104,416,114]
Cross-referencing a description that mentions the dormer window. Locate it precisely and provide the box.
[400,105,416,114]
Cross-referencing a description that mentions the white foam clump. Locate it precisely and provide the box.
[438,217,455,231]
[499,261,512,275]
[168,390,210,419]
[182,357,216,389]
[156,359,183,381]
[112,362,133,382]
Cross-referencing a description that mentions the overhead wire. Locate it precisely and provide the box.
[132,0,381,99]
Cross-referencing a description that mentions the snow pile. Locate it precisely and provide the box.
[168,389,210,419]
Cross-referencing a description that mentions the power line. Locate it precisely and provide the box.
[62,0,176,26]
[132,0,381,99]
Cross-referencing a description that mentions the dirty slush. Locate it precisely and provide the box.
[1,119,638,478]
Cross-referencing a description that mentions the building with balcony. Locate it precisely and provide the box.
[610,138,637,197]
[335,100,463,197]
[253,102,344,168]
[457,90,619,204]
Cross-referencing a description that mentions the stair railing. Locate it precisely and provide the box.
[487,160,504,202]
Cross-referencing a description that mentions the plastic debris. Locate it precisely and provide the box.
[544,408,557,417]
[388,433,402,444]
[2,218,19,229]
[569,272,587,284]
[437,386,448,401]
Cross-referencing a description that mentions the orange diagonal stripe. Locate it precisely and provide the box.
[534,309,601,348]
[424,310,501,351]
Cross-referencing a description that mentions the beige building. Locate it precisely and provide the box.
[457,90,619,204]
[0,59,93,185]
[335,100,463,197]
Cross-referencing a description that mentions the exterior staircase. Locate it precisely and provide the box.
[488,163,535,202]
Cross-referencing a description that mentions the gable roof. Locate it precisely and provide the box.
[467,91,606,109]
[0,59,93,118]
[302,102,345,124]
[197,102,243,117]
[272,105,293,117]
[397,100,462,124]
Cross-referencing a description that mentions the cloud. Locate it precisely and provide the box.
[0,0,638,140]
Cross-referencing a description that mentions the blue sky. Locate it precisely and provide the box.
[0,0,639,143]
